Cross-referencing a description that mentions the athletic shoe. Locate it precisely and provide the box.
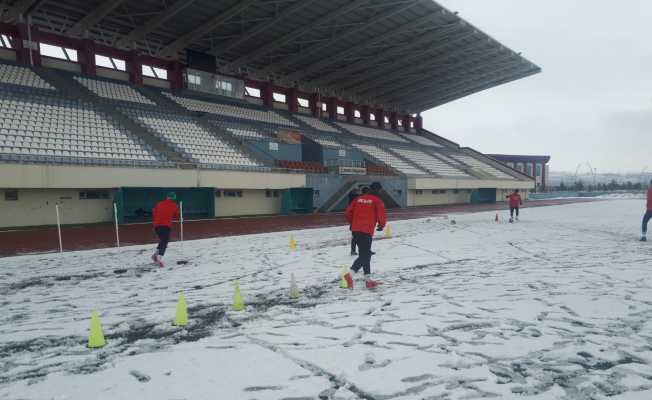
[155,254,164,268]
[641,236,647,242]
[515,216,519,221]
[151,253,158,263]
[509,218,514,223]
[365,279,380,289]
[344,272,354,289]
[370,251,376,255]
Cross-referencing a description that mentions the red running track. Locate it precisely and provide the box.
[0,198,597,258]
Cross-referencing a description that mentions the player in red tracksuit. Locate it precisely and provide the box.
[151,192,179,267]
[641,180,652,242]
[506,189,523,222]
[344,182,386,289]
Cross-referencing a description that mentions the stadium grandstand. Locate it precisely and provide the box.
[0,0,540,228]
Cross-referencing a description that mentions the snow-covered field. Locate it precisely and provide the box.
[1,199,651,400]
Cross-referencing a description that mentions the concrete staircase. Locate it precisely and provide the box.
[317,178,401,213]
[134,86,189,114]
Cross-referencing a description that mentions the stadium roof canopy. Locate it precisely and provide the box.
[1,0,541,113]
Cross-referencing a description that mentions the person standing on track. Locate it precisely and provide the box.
[151,192,179,267]
[344,182,386,289]
[348,188,360,255]
[506,189,523,223]
[641,180,652,242]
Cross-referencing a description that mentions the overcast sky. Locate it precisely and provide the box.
[425,0,652,173]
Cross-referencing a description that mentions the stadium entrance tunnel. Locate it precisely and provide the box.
[114,187,215,223]
[470,188,497,204]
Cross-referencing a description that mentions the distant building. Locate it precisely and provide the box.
[488,155,551,191]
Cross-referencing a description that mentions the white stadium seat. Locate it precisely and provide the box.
[162,92,298,127]
[73,76,155,105]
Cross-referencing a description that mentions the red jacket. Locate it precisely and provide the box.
[345,194,387,235]
[507,193,523,208]
[647,188,652,210]
[152,199,179,227]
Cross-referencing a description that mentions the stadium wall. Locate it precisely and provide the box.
[0,188,114,227]
[409,178,533,191]
[407,189,472,207]
[0,164,305,190]
[0,164,305,228]
[215,189,283,217]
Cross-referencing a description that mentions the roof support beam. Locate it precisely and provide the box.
[158,0,257,59]
[360,47,510,98]
[343,37,489,94]
[2,0,43,22]
[66,0,127,37]
[258,0,420,77]
[398,65,536,110]
[115,0,198,48]
[283,11,440,82]
[405,68,539,112]
[373,57,525,103]
[210,0,320,56]
[221,0,370,73]
[313,22,464,88]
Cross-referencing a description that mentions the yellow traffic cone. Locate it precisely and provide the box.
[384,225,392,238]
[339,266,349,289]
[173,293,188,327]
[289,235,297,251]
[233,281,245,311]
[88,310,106,348]
[289,273,300,299]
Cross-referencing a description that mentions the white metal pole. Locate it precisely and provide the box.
[55,204,62,253]
[180,201,184,243]
[113,203,120,248]
[27,16,34,67]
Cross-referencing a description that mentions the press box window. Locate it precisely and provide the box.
[272,92,286,103]
[298,98,309,108]
[369,113,376,121]
[4,190,18,201]
[321,103,327,112]
[216,80,233,92]
[354,110,361,118]
[188,74,201,85]
[336,106,345,115]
